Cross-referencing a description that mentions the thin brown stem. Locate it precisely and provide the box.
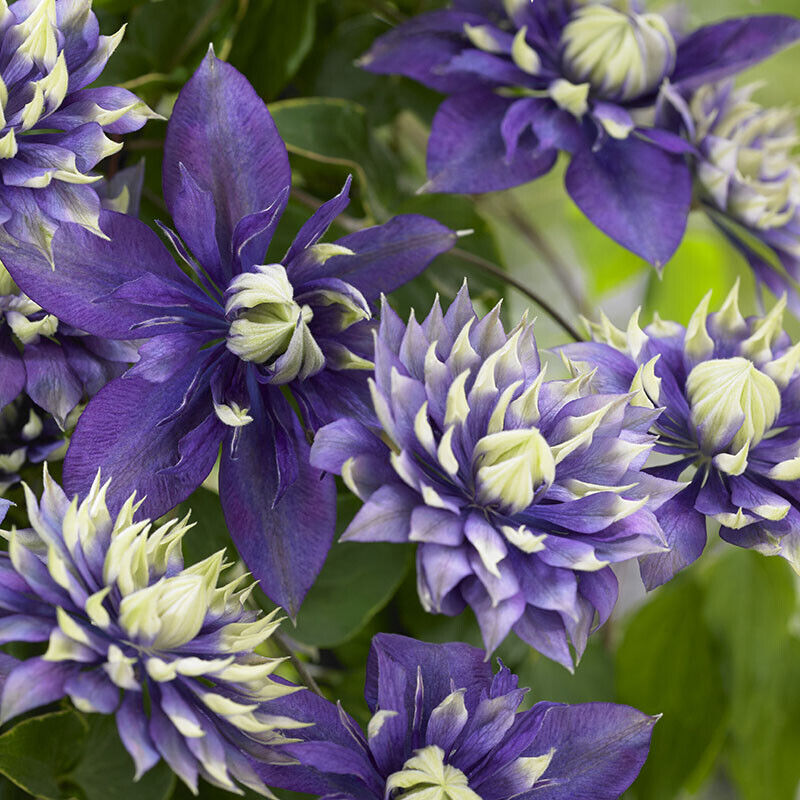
[363,0,406,24]
[273,630,325,697]
[451,247,583,341]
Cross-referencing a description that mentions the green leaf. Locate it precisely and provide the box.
[67,715,174,800]
[268,97,396,217]
[701,549,800,800]
[230,0,317,101]
[289,495,413,647]
[615,574,727,800]
[0,711,87,800]
[174,487,233,567]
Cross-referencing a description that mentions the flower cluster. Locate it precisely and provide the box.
[563,283,800,585]
[312,286,677,666]
[0,0,157,258]
[0,467,311,795]
[360,0,800,268]
[250,634,658,800]
[0,50,459,618]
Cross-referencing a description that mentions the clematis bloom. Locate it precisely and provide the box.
[311,286,678,667]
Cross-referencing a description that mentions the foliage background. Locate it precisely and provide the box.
[1,1,800,798]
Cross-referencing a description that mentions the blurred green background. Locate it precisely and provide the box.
[1,1,799,799]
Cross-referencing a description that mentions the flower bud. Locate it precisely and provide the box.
[225,263,324,381]
[386,746,479,800]
[473,427,556,514]
[686,356,781,453]
[561,5,676,102]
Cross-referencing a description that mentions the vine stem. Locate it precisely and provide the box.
[273,630,325,698]
[290,188,583,341]
[451,247,583,341]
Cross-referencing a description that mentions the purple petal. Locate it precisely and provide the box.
[294,214,456,301]
[565,136,691,268]
[0,211,183,339]
[672,16,800,91]
[426,91,557,193]
[0,657,78,724]
[63,344,225,518]
[639,476,707,590]
[520,702,656,800]
[117,693,161,780]
[220,404,336,618]
[22,340,83,427]
[513,606,573,671]
[0,331,26,409]
[341,485,416,543]
[163,52,290,267]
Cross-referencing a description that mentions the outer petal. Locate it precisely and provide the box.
[63,339,225,517]
[163,52,291,272]
[519,702,656,800]
[293,215,457,301]
[0,657,78,724]
[672,16,800,91]
[426,91,557,194]
[0,211,184,339]
[0,330,26,409]
[365,633,492,718]
[219,396,336,618]
[564,136,691,268]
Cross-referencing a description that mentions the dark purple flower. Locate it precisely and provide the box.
[657,79,800,310]
[251,634,657,800]
[0,259,139,427]
[562,283,800,588]
[311,286,677,667]
[0,52,458,617]
[360,0,800,267]
[0,0,158,258]
[0,467,313,795]
[0,394,63,494]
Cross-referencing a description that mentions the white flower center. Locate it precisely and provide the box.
[686,356,781,453]
[473,427,556,514]
[561,5,676,102]
[386,746,482,800]
[225,263,324,383]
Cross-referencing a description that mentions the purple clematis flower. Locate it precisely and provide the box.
[562,283,800,587]
[360,0,800,267]
[0,259,139,427]
[0,467,314,796]
[250,634,658,800]
[0,394,63,494]
[657,79,800,310]
[0,52,458,616]
[311,286,678,667]
[0,0,158,258]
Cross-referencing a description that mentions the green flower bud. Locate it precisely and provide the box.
[225,263,324,381]
[686,356,781,453]
[473,427,556,514]
[385,745,481,800]
[560,5,676,102]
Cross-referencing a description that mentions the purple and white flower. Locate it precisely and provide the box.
[311,286,678,667]
[251,634,658,800]
[360,0,800,266]
[562,283,800,587]
[0,51,458,617]
[0,467,312,795]
[658,79,800,310]
[0,0,158,257]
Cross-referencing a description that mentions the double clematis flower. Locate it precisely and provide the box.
[250,634,658,800]
[563,284,800,587]
[0,0,158,257]
[311,286,677,667]
[0,51,458,616]
[360,0,800,267]
[658,79,800,309]
[0,468,313,796]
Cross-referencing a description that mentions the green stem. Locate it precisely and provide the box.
[273,630,325,698]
